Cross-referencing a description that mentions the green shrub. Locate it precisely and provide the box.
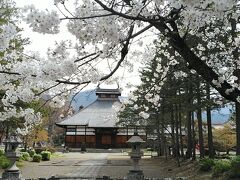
[28,149,35,157]
[20,152,30,161]
[213,159,231,176]
[20,149,27,152]
[199,158,215,172]
[0,149,4,156]
[32,154,42,162]
[35,148,44,154]
[230,156,240,178]
[0,155,10,169]
[41,151,51,161]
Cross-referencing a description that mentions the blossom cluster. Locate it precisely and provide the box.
[0,23,17,51]
[23,5,60,34]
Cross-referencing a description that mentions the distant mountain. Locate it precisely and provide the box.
[71,90,232,124]
[202,109,231,124]
[71,89,97,112]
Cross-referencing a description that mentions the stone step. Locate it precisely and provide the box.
[23,177,187,180]
[67,148,128,153]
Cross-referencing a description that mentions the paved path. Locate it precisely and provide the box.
[19,153,111,179]
[63,153,109,178]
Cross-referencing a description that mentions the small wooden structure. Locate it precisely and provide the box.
[56,88,146,148]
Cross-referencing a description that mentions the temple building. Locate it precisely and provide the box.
[56,88,145,148]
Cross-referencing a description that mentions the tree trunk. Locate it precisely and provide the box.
[179,102,184,157]
[157,114,162,156]
[186,83,193,159]
[24,135,28,151]
[206,82,215,158]
[197,79,205,158]
[170,106,176,157]
[192,111,196,160]
[230,18,240,156]
[197,108,204,158]
[175,104,180,167]
[161,124,167,157]
[4,125,9,152]
[161,106,168,158]
[235,102,240,155]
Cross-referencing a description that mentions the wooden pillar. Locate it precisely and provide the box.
[85,125,87,144]
[75,125,77,148]
[64,126,67,148]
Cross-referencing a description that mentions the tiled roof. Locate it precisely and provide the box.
[56,99,121,127]
[95,88,121,95]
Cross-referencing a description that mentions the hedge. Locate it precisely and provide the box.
[0,149,4,156]
[28,149,36,157]
[20,152,30,161]
[41,151,51,161]
[32,154,42,162]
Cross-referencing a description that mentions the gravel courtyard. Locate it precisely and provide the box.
[1,152,211,179]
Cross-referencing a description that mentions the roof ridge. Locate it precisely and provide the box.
[77,98,98,112]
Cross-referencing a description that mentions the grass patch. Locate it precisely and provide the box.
[0,155,10,169]
[51,153,64,158]
[212,159,231,177]
[199,158,215,172]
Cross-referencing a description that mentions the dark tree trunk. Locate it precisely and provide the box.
[179,102,184,157]
[192,111,196,160]
[230,18,240,156]
[0,124,6,143]
[186,83,193,159]
[197,79,204,158]
[177,88,184,157]
[161,124,167,157]
[161,106,168,158]
[235,102,240,155]
[4,125,9,152]
[197,108,204,158]
[24,135,28,151]
[175,104,180,167]
[157,114,161,156]
[170,106,176,157]
[206,82,215,158]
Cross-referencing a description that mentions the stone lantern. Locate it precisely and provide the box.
[126,131,145,180]
[2,135,23,180]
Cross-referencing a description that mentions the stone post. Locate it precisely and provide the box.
[126,131,145,180]
[2,135,23,180]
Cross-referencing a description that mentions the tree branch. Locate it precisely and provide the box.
[78,54,100,67]
[60,13,114,20]
[168,33,240,102]
[74,52,98,63]
[94,0,149,22]
[129,24,153,40]
[1,26,134,89]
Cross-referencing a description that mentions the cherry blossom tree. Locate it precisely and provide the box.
[0,1,43,139]
[0,0,240,152]
[18,0,239,103]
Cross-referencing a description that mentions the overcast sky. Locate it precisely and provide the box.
[15,0,141,95]
[16,0,74,56]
